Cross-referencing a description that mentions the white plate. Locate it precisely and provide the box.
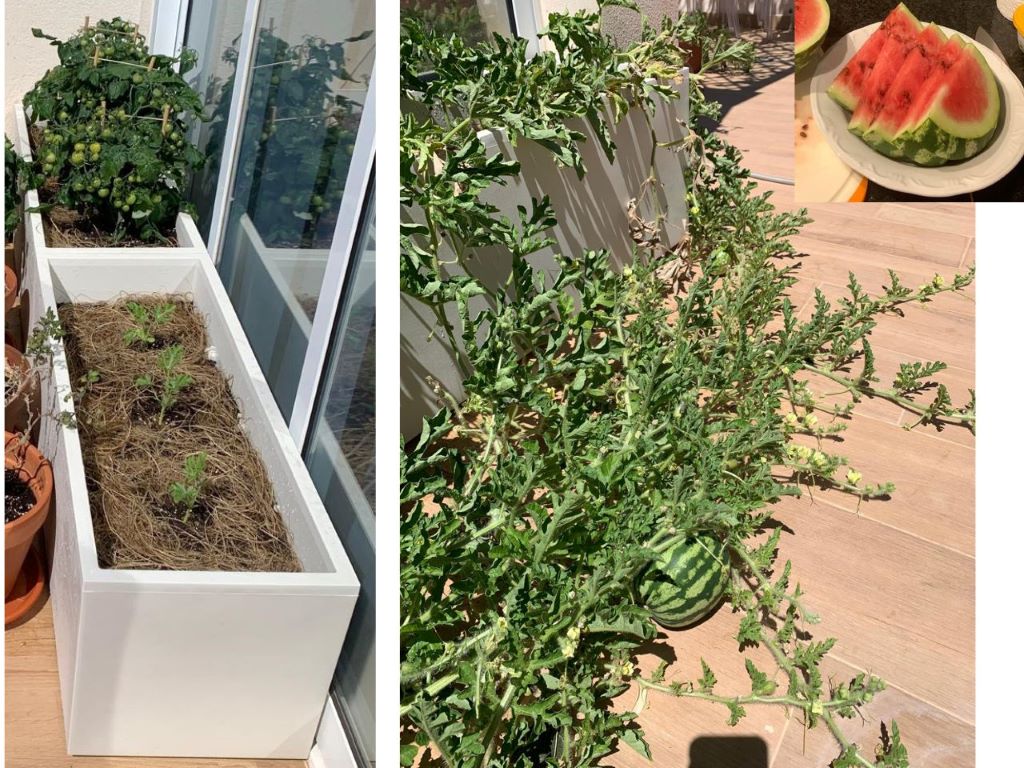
[809,23,1024,197]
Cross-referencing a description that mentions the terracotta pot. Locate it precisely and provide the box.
[5,345,35,434]
[5,432,53,599]
[4,264,16,313]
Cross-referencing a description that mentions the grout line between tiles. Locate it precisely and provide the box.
[828,651,975,728]
[804,494,975,560]
[959,237,974,269]
[768,709,792,768]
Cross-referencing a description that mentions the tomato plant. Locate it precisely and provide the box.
[400,4,973,767]
[205,28,371,248]
[24,17,205,242]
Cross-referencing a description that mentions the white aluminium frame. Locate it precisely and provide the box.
[155,2,375,766]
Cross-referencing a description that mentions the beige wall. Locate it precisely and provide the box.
[533,0,679,46]
[5,0,154,132]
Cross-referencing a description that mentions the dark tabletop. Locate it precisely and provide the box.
[823,0,1024,202]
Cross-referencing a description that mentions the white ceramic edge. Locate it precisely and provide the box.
[38,250,359,594]
[809,24,1024,197]
[15,102,208,255]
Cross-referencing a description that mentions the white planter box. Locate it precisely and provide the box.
[22,242,359,758]
[14,103,208,262]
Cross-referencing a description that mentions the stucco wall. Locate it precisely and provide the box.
[533,0,679,46]
[5,0,154,132]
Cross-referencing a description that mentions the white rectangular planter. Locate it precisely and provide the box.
[14,103,209,261]
[22,242,359,758]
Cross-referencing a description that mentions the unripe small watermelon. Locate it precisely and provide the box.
[638,534,729,630]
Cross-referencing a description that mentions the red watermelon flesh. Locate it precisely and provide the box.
[863,24,948,139]
[875,35,967,140]
[937,44,996,124]
[827,4,921,111]
[848,24,927,131]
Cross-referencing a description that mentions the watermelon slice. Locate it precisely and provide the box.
[827,4,921,111]
[827,4,1002,166]
[857,24,948,142]
[875,42,1002,166]
[847,23,928,133]
[861,34,967,157]
[795,0,830,70]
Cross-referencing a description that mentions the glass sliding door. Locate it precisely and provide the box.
[185,0,374,418]
[303,182,375,765]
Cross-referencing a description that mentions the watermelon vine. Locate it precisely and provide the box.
[400,4,974,767]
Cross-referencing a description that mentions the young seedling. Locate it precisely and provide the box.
[135,343,193,423]
[168,452,207,522]
[122,300,175,347]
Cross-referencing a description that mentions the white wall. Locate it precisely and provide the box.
[5,1,155,132]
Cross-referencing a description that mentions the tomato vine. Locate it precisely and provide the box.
[24,17,205,242]
[400,4,972,768]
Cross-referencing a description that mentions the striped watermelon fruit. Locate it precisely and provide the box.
[638,534,729,630]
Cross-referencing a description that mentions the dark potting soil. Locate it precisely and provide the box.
[5,469,34,523]
[58,295,302,572]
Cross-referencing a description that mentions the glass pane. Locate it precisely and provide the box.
[401,0,513,44]
[212,0,374,417]
[305,187,375,762]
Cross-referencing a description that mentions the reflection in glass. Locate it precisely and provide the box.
[401,0,513,45]
[213,2,373,417]
[305,189,375,762]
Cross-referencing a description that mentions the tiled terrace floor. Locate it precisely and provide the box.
[608,28,975,768]
[5,600,307,767]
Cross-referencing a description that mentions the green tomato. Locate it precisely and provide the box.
[89,142,102,155]
[72,181,85,192]
[125,193,137,206]
[101,128,113,139]
[97,188,109,198]
[153,88,163,98]
[74,142,86,152]
[122,203,131,212]
[270,75,280,85]
[70,152,86,166]
[42,163,53,173]
[311,195,323,206]
[152,194,162,203]
[44,153,56,164]
[59,111,69,121]
[132,73,144,85]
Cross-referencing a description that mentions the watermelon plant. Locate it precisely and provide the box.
[23,17,205,242]
[401,3,973,767]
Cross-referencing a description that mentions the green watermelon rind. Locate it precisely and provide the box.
[858,44,1001,166]
[638,535,729,630]
[795,0,830,71]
